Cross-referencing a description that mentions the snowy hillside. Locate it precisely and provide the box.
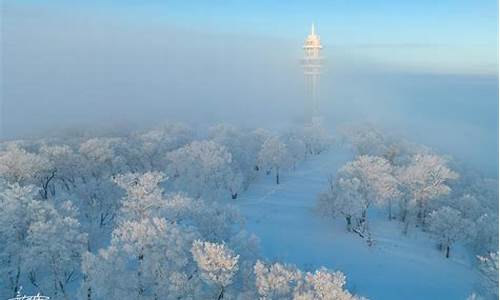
[237,146,479,300]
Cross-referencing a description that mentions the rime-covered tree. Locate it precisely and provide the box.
[250,128,274,171]
[0,144,56,198]
[38,144,81,196]
[317,177,365,232]
[191,203,244,242]
[397,154,458,232]
[0,181,87,299]
[338,123,428,166]
[427,206,474,258]
[136,123,193,170]
[113,172,166,220]
[254,260,302,299]
[301,120,332,156]
[258,136,292,185]
[295,267,360,300]
[68,138,128,242]
[337,155,399,222]
[318,156,398,234]
[254,260,362,300]
[83,172,199,300]
[453,194,482,220]
[208,124,257,186]
[191,240,239,299]
[477,252,498,299]
[0,184,37,297]
[166,140,242,199]
[79,137,125,177]
[83,217,198,300]
[283,132,307,169]
[338,123,387,157]
[474,213,499,254]
[24,201,87,299]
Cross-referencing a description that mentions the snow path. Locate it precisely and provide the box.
[236,147,479,300]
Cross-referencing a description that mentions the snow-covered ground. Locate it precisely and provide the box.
[236,146,479,300]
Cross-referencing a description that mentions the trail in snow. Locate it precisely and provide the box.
[236,146,479,300]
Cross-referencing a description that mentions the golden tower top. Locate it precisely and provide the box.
[303,23,322,54]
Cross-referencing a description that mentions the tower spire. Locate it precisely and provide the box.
[311,23,315,35]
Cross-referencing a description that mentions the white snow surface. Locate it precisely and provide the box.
[236,147,479,300]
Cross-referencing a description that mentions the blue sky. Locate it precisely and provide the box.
[6,0,496,74]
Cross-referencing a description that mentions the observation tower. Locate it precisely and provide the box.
[301,23,324,123]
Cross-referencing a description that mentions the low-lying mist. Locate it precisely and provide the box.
[2,4,498,176]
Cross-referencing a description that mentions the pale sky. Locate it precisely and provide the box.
[3,0,497,74]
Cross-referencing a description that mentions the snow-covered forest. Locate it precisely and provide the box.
[0,122,355,299]
[0,121,497,299]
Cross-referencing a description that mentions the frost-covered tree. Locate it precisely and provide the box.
[258,136,292,184]
[0,144,56,198]
[166,140,242,199]
[160,193,238,240]
[68,176,122,251]
[338,123,387,157]
[38,144,81,196]
[477,252,498,299]
[117,171,245,242]
[439,193,498,255]
[473,213,499,254]
[441,173,498,254]
[0,182,87,299]
[83,217,198,300]
[397,154,458,231]
[113,172,166,221]
[254,260,302,299]
[427,206,474,258]
[0,144,48,185]
[250,128,274,171]
[24,201,87,299]
[283,132,307,169]
[191,203,244,242]
[317,177,365,232]
[468,177,499,213]
[0,184,37,297]
[79,137,125,177]
[83,172,199,300]
[295,267,360,300]
[301,120,332,156]
[453,194,482,220]
[191,240,239,299]
[337,156,399,222]
[208,124,257,185]
[318,156,398,235]
[338,123,428,166]
[137,123,193,170]
[64,138,127,242]
[254,261,362,300]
